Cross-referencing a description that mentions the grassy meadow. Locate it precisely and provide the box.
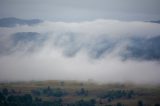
[0,80,160,106]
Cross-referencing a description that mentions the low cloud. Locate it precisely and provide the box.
[0,18,160,83]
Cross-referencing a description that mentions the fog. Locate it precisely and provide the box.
[0,19,160,84]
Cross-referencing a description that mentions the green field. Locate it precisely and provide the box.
[0,80,160,106]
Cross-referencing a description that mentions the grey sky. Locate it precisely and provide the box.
[0,0,160,21]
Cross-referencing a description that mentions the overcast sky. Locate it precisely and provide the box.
[0,0,160,21]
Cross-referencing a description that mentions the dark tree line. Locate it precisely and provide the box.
[100,90,135,101]
[76,88,88,96]
[0,87,160,106]
[32,86,67,97]
[0,88,63,106]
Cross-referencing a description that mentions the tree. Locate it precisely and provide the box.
[60,81,64,86]
[127,90,134,99]
[117,102,122,106]
[23,94,32,103]
[2,88,8,96]
[138,100,143,106]
[155,103,160,106]
[76,88,88,96]
[0,92,5,103]
[47,86,51,91]
[90,99,96,105]
[32,89,41,96]
[35,97,42,102]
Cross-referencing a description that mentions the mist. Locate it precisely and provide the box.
[0,19,160,84]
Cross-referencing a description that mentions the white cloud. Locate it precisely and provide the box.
[0,19,160,83]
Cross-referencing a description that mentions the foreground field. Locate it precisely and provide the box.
[0,80,160,106]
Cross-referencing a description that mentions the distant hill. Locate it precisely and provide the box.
[148,20,160,24]
[123,35,160,61]
[0,17,42,27]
